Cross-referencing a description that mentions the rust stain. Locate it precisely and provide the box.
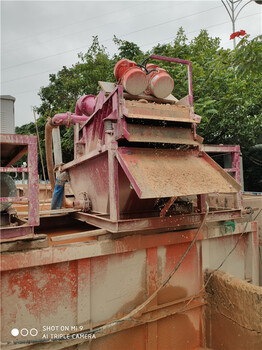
[38,225,97,246]
[114,290,147,319]
[157,312,200,349]
[89,324,147,350]
[164,243,198,273]
[157,285,187,305]
[6,261,77,318]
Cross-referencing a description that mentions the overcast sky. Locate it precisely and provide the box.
[1,0,261,127]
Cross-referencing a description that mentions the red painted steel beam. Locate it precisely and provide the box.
[72,210,242,233]
[150,55,194,108]
[0,167,28,173]
[224,168,237,173]
[203,145,240,153]
[0,133,39,228]
[0,133,36,145]
[0,196,28,202]
[27,139,39,226]
[0,225,33,240]
[1,221,255,272]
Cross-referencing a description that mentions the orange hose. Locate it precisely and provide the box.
[45,120,56,191]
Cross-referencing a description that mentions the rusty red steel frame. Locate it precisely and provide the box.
[203,144,242,207]
[0,220,258,348]
[150,55,194,108]
[0,56,257,350]
[60,54,241,232]
[0,134,39,240]
[203,144,241,184]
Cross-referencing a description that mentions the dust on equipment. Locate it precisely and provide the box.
[2,56,259,350]
[46,55,241,233]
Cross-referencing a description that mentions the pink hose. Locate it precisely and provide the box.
[52,112,88,126]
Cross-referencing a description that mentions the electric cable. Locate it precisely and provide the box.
[2,12,259,88]
[139,12,260,50]
[207,208,261,272]
[3,2,178,56]
[5,205,209,346]
[121,207,262,326]
[2,5,223,72]
[33,108,49,211]
[3,207,262,347]
[2,3,139,50]
[2,65,63,84]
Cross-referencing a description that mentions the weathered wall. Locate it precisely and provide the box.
[1,222,258,350]
[1,233,204,350]
[243,193,262,286]
[243,194,262,240]
[205,270,262,350]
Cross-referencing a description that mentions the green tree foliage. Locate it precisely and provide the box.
[113,36,144,61]
[37,36,114,118]
[15,115,47,180]
[16,30,262,190]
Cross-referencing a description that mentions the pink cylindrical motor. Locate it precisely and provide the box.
[114,59,136,82]
[75,95,96,116]
[114,59,147,96]
[122,67,148,96]
[145,64,174,99]
[143,64,159,95]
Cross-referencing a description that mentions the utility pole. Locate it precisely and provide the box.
[221,0,262,49]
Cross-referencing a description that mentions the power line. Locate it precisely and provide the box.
[3,2,174,55]
[2,12,259,86]
[1,4,223,72]
[140,12,260,49]
[2,3,138,49]
[2,66,63,84]
[111,5,223,41]
[11,88,41,96]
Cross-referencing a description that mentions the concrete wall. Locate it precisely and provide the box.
[205,270,262,350]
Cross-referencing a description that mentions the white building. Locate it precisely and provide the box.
[0,95,15,134]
